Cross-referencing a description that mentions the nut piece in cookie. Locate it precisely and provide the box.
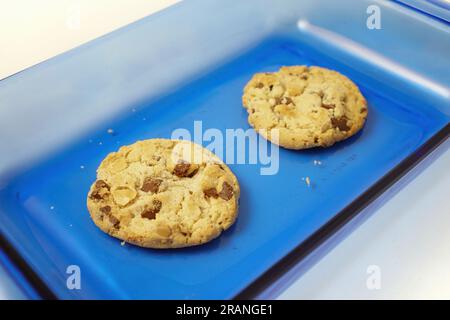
[111,185,137,206]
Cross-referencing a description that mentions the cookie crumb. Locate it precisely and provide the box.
[50,206,55,210]
[120,241,126,246]
[302,176,311,187]
[313,160,322,166]
[80,165,85,169]
[98,142,103,146]
[107,128,114,135]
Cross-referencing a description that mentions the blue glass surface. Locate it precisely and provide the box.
[0,32,448,298]
[395,0,450,22]
[0,250,31,299]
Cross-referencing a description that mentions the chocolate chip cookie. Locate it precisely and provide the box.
[87,139,240,249]
[242,66,368,149]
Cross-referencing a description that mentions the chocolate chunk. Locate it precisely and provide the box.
[108,215,120,229]
[300,74,308,80]
[255,82,264,89]
[360,107,367,113]
[331,117,350,131]
[204,188,219,199]
[141,178,162,193]
[141,209,156,220]
[141,200,162,220]
[100,206,111,213]
[173,163,197,177]
[90,191,103,200]
[219,182,234,201]
[173,163,190,177]
[269,85,274,91]
[321,103,335,109]
[90,180,110,200]
[95,180,110,190]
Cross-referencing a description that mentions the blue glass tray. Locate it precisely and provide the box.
[0,0,449,299]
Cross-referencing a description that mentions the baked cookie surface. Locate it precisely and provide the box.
[87,139,240,249]
[242,66,367,149]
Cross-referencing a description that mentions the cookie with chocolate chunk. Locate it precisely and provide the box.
[242,66,368,149]
[87,139,240,249]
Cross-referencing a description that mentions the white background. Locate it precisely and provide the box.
[0,0,449,299]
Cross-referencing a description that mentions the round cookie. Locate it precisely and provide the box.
[87,139,240,249]
[242,66,368,149]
